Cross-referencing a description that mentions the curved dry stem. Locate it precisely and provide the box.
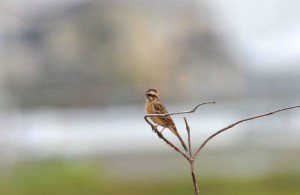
[145,101,215,118]
[193,105,300,157]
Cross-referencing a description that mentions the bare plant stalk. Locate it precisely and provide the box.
[189,160,199,195]
[144,103,300,195]
[184,117,199,195]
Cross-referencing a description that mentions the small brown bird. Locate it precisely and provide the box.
[144,89,188,151]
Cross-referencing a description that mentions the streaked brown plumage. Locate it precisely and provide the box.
[144,89,188,151]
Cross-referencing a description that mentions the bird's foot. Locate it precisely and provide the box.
[152,125,158,132]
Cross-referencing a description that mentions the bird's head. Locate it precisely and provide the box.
[143,89,160,103]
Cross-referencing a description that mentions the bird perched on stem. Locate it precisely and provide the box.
[144,89,188,151]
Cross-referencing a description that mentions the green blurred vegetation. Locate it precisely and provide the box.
[0,160,299,195]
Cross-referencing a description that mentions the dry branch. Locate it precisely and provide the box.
[144,102,300,195]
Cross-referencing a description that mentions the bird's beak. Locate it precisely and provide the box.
[142,94,146,97]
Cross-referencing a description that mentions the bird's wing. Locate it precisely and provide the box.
[153,102,176,129]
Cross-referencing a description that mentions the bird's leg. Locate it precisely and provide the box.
[152,125,158,132]
[160,127,165,133]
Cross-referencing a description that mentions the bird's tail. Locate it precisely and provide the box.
[169,126,188,151]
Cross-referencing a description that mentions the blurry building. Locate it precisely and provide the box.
[0,0,244,109]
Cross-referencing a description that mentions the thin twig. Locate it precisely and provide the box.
[184,117,192,157]
[145,101,215,118]
[193,105,300,157]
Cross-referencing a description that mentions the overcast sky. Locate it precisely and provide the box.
[201,0,300,73]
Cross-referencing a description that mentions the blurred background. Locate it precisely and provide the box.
[1,0,300,194]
